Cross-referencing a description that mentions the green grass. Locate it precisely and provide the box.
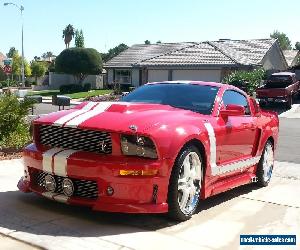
[27,89,112,99]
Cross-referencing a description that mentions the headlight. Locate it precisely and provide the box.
[120,134,158,159]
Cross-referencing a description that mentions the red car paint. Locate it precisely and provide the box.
[18,81,279,214]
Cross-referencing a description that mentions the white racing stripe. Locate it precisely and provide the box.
[53,102,98,126]
[204,122,261,176]
[42,148,64,173]
[53,149,78,177]
[204,123,218,175]
[64,102,113,127]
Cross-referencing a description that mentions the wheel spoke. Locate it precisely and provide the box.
[183,157,191,177]
[179,188,190,210]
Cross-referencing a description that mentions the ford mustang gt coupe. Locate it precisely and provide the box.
[18,81,279,221]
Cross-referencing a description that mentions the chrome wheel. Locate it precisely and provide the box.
[262,143,274,182]
[177,152,202,215]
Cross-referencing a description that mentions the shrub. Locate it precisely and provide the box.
[223,68,266,95]
[83,83,91,92]
[0,93,34,149]
[59,84,83,93]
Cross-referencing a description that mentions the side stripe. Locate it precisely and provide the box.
[204,123,218,175]
[53,102,98,126]
[64,102,112,128]
[204,122,261,176]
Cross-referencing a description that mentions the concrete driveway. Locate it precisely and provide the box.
[1,107,299,250]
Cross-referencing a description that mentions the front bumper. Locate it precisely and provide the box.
[19,143,172,213]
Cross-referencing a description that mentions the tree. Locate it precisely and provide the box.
[101,43,128,62]
[270,30,292,50]
[144,40,151,45]
[295,42,300,51]
[62,24,75,48]
[156,40,162,44]
[42,51,54,61]
[7,47,18,58]
[75,29,85,48]
[55,48,102,83]
[11,52,31,79]
[31,61,46,83]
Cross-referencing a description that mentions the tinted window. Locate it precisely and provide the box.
[121,83,219,115]
[222,90,250,115]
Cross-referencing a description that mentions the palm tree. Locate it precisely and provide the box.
[62,24,75,48]
[42,51,54,61]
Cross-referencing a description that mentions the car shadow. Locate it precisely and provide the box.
[260,98,300,115]
[0,183,260,238]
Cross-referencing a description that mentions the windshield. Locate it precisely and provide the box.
[121,83,219,115]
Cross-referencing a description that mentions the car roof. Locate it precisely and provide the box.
[146,80,245,94]
[147,80,225,88]
[272,72,295,76]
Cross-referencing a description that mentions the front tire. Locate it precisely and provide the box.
[256,141,274,187]
[167,145,203,221]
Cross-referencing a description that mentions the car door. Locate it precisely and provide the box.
[216,90,257,165]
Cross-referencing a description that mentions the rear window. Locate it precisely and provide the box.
[265,75,292,88]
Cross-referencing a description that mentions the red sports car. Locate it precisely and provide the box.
[18,81,279,221]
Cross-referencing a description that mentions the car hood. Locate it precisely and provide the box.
[36,101,207,133]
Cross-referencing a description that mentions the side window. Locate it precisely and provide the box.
[222,90,250,115]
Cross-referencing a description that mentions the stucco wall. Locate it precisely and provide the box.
[49,72,104,89]
[262,44,287,71]
[132,69,140,87]
[107,69,114,84]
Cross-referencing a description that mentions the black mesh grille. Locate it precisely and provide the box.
[38,124,112,154]
[34,171,98,200]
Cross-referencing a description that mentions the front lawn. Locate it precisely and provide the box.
[27,89,112,99]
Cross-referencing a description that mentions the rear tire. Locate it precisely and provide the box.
[167,145,203,221]
[256,141,274,187]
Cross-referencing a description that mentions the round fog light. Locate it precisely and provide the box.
[44,175,56,192]
[106,186,114,196]
[62,178,74,197]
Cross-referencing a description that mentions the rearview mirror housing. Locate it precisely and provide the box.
[220,104,245,117]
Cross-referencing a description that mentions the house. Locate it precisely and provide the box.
[104,39,288,86]
[283,50,300,67]
[0,52,6,67]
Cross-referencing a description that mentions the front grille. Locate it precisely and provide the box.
[38,124,112,154]
[34,171,98,200]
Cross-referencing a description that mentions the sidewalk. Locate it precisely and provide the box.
[0,233,41,250]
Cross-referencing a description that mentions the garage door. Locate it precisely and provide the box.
[148,70,168,82]
[172,70,221,82]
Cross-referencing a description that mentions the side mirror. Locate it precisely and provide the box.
[220,104,245,117]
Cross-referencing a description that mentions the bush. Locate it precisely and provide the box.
[59,84,83,93]
[83,83,91,92]
[223,68,266,95]
[0,93,34,149]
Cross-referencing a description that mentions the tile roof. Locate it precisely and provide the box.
[105,39,277,68]
[210,39,276,65]
[104,43,194,67]
[137,42,236,67]
[283,50,300,67]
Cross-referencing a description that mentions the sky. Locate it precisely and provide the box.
[0,0,299,61]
